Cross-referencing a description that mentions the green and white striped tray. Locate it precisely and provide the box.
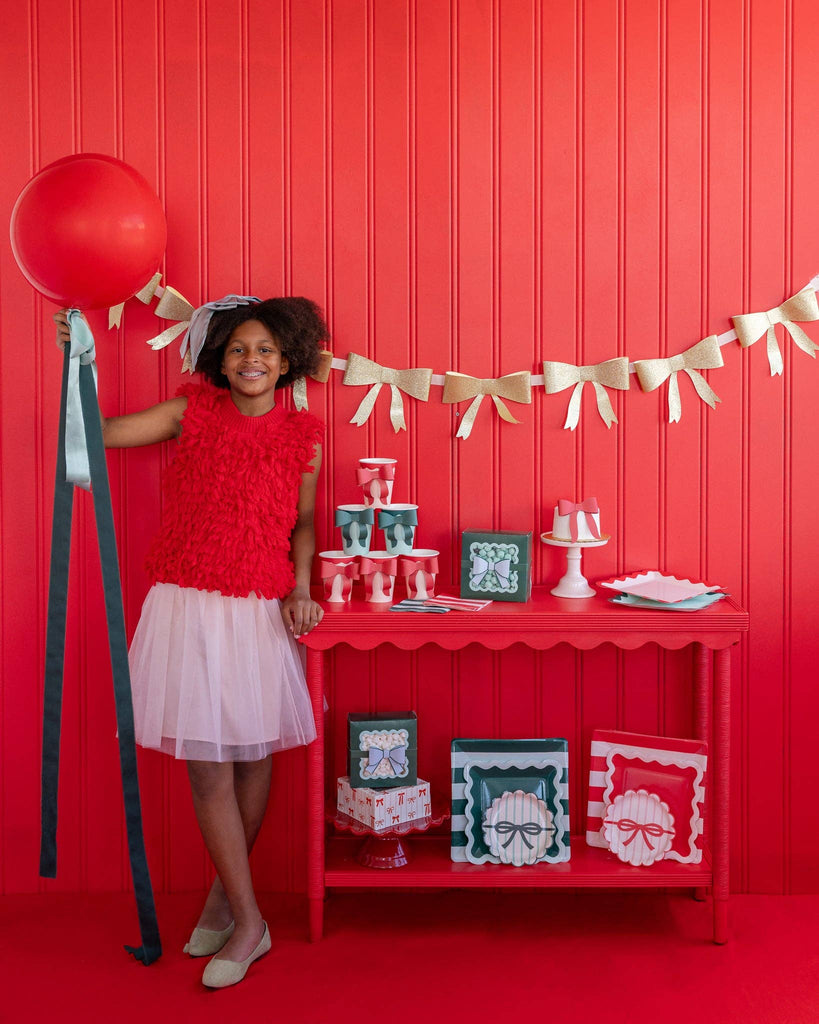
[451,738,570,865]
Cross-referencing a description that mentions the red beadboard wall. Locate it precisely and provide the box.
[2,0,818,897]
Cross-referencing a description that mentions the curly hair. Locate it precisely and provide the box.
[195,297,330,390]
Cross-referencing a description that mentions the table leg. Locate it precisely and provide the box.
[693,643,710,902]
[306,647,325,941]
[713,646,731,944]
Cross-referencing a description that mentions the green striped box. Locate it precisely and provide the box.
[451,738,570,864]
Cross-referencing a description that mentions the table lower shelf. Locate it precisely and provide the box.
[325,835,712,888]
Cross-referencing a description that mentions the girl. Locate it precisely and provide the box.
[54,296,327,988]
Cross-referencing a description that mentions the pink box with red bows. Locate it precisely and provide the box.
[347,711,418,789]
[336,776,432,831]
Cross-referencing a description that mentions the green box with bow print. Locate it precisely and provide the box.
[347,711,418,789]
[460,530,532,602]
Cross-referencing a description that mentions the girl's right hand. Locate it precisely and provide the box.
[53,309,72,350]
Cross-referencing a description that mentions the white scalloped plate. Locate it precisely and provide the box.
[599,571,723,604]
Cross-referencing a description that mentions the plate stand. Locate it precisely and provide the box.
[541,535,610,598]
[357,835,410,869]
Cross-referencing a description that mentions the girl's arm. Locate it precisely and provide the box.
[54,308,187,449]
[281,443,325,639]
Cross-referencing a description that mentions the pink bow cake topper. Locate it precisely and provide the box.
[557,497,601,543]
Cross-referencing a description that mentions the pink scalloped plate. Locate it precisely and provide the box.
[599,571,724,604]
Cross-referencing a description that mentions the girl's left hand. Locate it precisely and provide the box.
[281,588,324,639]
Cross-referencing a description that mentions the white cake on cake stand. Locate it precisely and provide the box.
[541,532,610,598]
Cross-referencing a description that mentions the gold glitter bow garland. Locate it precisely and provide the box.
[633,335,723,424]
[442,370,531,439]
[542,357,630,430]
[731,286,819,376]
[107,272,164,329]
[343,352,433,432]
[293,350,334,411]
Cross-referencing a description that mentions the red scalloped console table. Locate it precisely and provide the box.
[301,587,748,944]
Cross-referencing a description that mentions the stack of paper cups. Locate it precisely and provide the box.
[357,458,397,509]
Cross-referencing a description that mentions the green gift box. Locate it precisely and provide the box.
[347,711,418,789]
[460,530,532,602]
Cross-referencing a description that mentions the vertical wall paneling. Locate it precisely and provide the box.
[3,0,819,897]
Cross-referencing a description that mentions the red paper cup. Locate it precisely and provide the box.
[358,551,398,604]
[319,550,359,603]
[357,458,397,508]
[398,549,439,599]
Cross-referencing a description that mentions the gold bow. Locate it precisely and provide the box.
[343,352,432,432]
[144,286,198,368]
[292,349,335,411]
[542,357,630,430]
[107,271,164,329]
[732,286,819,376]
[634,335,723,423]
[442,370,531,439]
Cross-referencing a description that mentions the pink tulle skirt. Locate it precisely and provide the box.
[128,583,316,762]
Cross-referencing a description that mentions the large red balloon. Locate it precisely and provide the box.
[9,153,167,309]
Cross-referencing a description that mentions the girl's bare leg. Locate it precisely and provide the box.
[193,756,273,932]
[187,760,268,960]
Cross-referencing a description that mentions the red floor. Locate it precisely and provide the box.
[4,889,818,1023]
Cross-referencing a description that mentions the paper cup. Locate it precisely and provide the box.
[398,549,439,599]
[357,457,397,508]
[318,550,359,603]
[335,504,375,556]
[377,503,418,556]
[358,551,398,604]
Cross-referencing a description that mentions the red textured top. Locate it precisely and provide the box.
[144,380,324,599]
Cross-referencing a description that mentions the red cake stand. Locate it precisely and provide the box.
[327,805,450,868]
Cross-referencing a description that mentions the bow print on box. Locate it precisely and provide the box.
[365,745,408,778]
[634,335,723,424]
[442,370,531,439]
[343,352,433,432]
[731,285,819,376]
[557,498,601,543]
[542,357,630,430]
[471,553,512,590]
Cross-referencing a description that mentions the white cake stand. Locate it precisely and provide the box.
[541,533,611,598]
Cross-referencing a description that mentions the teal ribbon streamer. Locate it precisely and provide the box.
[40,339,162,965]
[64,309,98,490]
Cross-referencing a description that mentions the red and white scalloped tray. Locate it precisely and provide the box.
[599,571,723,604]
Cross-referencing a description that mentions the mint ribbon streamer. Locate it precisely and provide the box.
[40,348,161,964]
[64,310,98,490]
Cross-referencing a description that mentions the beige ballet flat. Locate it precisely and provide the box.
[202,922,271,989]
[183,920,235,957]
